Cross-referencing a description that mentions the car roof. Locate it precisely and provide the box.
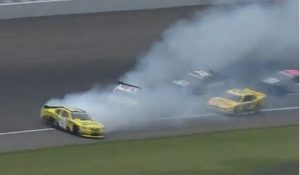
[227,88,250,96]
[55,107,85,113]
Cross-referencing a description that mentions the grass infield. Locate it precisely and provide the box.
[0,126,298,175]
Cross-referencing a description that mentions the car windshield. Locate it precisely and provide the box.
[72,112,91,120]
[224,93,241,102]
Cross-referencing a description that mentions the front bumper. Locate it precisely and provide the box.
[79,128,105,139]
[81,134,105,139]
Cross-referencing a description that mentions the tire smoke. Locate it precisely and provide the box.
[47,0,298,132]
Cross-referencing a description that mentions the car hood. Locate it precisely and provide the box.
[74,119,104,128]
[209,97,238,108]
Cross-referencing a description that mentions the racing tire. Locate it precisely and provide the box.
[66,126,71,133]
[43,116,56,127]
[41,116,50,125]
[232,108,238,116]
[53,119,59,128]
[254,104,261,113]
[72,125,79,135]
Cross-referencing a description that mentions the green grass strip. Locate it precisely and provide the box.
[0,126,298,175]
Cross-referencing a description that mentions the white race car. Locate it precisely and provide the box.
[106,81,141,106]
[112,81,141,97]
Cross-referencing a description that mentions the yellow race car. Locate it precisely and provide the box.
[208,88,266,115]
[40,105,105,138]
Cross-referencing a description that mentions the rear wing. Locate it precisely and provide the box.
[114,81,141,94]
[117,81,141,89]
[40,105,61,118]
[43,105,63,109]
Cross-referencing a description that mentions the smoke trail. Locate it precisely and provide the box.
[47,0,298,132]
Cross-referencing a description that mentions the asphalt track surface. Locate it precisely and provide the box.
[0,5,298,153]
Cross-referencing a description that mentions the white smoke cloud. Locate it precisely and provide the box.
[123,0,298,85]
[47,0,298,132]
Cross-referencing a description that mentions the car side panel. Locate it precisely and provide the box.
[236,94,263,112]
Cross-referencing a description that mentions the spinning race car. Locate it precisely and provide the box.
[260,69,299,95]
[112,81,141,98]
[208,88,267,115]
[107,81,141,105]
[41,105,105,138]
[172,70,228,95]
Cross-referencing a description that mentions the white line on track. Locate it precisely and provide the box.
[261,106,299,112]
[0,106,298,136]
[0,128,54,136]
[0,0,70,6]
[158,106,299,120]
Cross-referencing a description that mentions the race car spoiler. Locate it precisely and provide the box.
[117,81,141,89]
[43,105,63,109]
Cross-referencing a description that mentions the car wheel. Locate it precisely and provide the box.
[72,125,79,135]
[53,119,59,128]
[66,126,71,132]
[42,116,50,125]
[254,104,261,113]
[44,116,56,127]
[232,108,238,116]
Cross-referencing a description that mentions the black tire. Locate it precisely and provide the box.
[72,125,79,135]
[41,116,49,125]
[43,116,56,127]
[232,107,238,116]
[66,126,71,132]
[254,104,261,113]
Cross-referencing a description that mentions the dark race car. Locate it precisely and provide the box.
[260,69,299,95]
[172,70,229,95]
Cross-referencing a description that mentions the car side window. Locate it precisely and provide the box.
[249,95,256,101]
[243,95,255,102]
[61,111,69,118]
[55,109,61,115]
